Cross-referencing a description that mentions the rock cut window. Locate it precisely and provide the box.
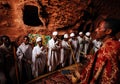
[23,5,43,26]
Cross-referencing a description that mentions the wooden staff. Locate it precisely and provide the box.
[68,41,79,71]
[13,46,19,84]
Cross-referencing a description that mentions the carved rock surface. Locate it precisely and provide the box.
[0,0,120,40]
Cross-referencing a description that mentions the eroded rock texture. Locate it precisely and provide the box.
[0,0,120,40]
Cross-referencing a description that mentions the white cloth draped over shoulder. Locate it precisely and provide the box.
[60,40,71,67]
[16,42,32,81]
[47,38,60,71]
[92,39,102,53]
[32,45,46,77]
[16,43,32,61]
[77,36,84,62]
[77,36,84,51]
[84,36,92,54]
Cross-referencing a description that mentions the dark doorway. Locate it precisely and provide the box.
[23,5,43,26]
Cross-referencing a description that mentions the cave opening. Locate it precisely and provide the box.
[23,5,43,26]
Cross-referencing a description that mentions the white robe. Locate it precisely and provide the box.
[92,39,102,53]
[77,36,84,62]
[69,38,79,64]
[47,38,60,71]
[61,40,71,67]
[77,36,84,51]
[84,36,91,55]
[32,45,46,77]
[16,42,32,81]
[16,43,32,61]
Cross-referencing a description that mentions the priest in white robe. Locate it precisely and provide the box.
[47,31,61,72]
[32,37,47,77]
[16,36,32,83]
[60,34,71,67]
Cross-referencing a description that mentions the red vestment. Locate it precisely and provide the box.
[80,38,120,84]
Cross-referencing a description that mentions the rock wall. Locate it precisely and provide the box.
[0,0,120,40]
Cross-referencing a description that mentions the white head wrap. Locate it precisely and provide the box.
[85,32,91,36]
[64,34,69,38]
[70,33,75,37]
[36,37,42,42]
[79,32,83,35]
[52,31,58,36]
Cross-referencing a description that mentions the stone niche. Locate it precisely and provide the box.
[23,5,43,26]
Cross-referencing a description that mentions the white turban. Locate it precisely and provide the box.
[85,32,91,36]
[36,37,42,43]
[52,31,58,36]
[79,32,83,35]
[64,34,69,38]
[70,33,75,37]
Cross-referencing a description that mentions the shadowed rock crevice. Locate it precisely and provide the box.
[23,5,43,26]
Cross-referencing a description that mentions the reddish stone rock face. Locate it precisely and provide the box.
[0,0,120,41]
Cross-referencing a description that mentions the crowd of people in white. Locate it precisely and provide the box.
[0,31,103,83]
[16,31,103,79]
